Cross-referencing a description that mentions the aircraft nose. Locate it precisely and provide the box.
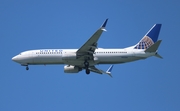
[12,56,18,62]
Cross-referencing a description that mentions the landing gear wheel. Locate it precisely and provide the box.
[26,66,29,70]
[86,69,90,74]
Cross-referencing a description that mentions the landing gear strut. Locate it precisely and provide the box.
[84,61,90,74]
[84,61,89,67]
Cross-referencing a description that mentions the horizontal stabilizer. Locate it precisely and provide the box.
[145,40,162,52]
[155,53,163,59]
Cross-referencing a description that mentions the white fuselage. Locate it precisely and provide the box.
[11,20,162,75]
[12,48,155,67]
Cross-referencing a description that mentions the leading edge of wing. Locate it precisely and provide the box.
[76,19,108,54]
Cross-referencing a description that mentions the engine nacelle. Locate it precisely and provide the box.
[64,65,81,73]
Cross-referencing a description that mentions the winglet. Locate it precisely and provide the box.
[101,19,108,31]
[101,19,108,27]
[106,65,114,77]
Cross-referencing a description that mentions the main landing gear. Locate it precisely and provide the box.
[86,69,90,74]
[84,61,90,74]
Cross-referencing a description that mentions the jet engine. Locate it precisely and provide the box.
[64,65,82,73]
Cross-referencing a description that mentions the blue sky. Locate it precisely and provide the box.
[0,0,180,111]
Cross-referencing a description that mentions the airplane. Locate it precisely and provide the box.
[12,19,162,77]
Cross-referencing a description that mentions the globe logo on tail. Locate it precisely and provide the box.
[134,36,154,49]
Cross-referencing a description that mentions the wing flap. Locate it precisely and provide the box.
[89,66,103,74]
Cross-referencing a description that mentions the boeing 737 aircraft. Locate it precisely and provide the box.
[12,19,162,77]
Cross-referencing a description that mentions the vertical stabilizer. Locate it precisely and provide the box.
[134,24,162,49]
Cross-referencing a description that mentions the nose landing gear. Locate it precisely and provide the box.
[21,64,29,70]
[26,66,29,70]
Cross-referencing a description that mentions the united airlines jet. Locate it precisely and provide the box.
[12,19,162,77]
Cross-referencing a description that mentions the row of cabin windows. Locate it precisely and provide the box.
[95,52,127,54]
[35,52,127,54]
[36,52,62,54]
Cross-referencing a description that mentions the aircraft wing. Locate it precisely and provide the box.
[76,19,108,60]
[89,65,113,77]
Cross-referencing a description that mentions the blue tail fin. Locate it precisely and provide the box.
[134,24,162,49]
